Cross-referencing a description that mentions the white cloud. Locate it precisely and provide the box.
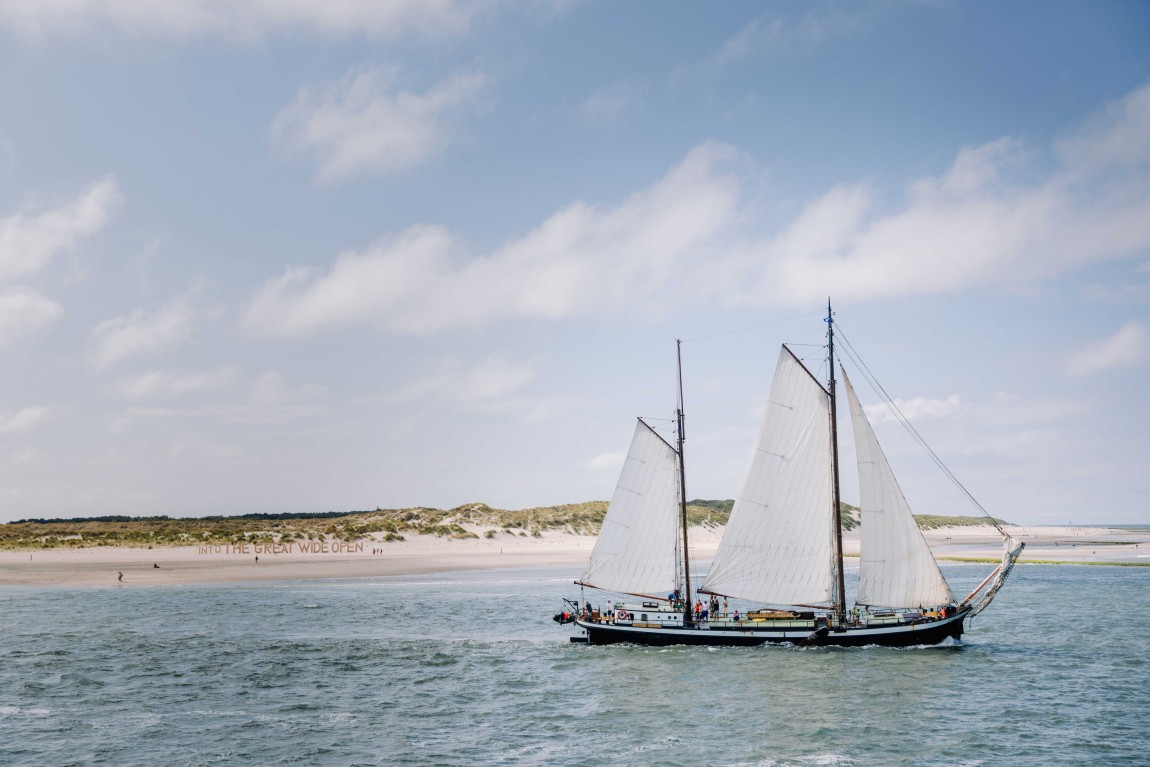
[581,82,638,127]
[1083,281,1150,303]
[0,287,64,344]
[871,391,1086,456]
[247,80,1150,336]
[0,1,478,42]
[383,356,595,425]
[111,370,325,431]
[241,225,455,337]
[2,445,43,467]
[164,433,241,461]
[0,404,54,434]
[752,82,1150,305]
[392,356,535,405]
[513,394,598,425]
[249,370,325,405]
[1065,322,1148,376]
[118,402,321,427]
[0,178,119,283]
[90,295,196,369]
[272,67,487,182]
[864,394,960,423]
[242,142,743,336]
[110,368,234,400]
[1056,80,1150,175]
[716,6,876,64]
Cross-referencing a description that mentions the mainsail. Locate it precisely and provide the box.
[577,419,681,598]
[841,368,954,608]
[701,347,836,606]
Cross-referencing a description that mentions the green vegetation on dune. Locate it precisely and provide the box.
[687,499,733,528]
[0,500,997,549]
[913,514,1010,529]
[840,503,860,531]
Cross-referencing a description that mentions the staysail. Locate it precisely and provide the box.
[841,368,954,608]
[701,347,836,605]
[577,418,681,598]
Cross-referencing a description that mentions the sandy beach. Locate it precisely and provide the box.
[0,524,1145,587]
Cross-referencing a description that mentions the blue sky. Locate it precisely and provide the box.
[1,1,1148,524]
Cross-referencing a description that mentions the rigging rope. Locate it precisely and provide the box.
[833,324,1009,539]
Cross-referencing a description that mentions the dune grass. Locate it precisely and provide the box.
[0,499,995,550]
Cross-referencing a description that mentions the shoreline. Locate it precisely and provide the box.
[1,524,1146,588]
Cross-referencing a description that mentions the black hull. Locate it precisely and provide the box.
[576,610,967,648]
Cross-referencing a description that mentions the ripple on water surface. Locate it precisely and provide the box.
[0,564,1147,766]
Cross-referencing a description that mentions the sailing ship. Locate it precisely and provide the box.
[563,304,1023,647]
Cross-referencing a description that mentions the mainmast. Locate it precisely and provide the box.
[826,299,847,625]
[676,339,693,624]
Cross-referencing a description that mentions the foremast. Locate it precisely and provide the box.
[826,299,847,626]
[676,339,693,625]
[573,341,696,614]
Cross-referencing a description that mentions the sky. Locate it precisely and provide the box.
[1,1,1148,525]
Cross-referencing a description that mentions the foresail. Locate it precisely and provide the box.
[578,419,680,597]
[842,369,954,608]
[701,347,836,606]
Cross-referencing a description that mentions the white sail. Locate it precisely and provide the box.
[578,419,681,597]
[842,368,954,608]
[702,347,836,605]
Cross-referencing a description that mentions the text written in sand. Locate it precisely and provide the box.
[198,542,366,555]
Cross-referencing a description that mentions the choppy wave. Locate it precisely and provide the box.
[0,564,1146,765]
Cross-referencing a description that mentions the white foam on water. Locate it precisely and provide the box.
[802,755,855,766]
[627,735,680,754]
[0,706,52,719]
[725,756,855,767]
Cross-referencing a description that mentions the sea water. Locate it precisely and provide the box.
[1,563,1146,766]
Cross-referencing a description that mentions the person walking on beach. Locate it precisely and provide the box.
[117,571,123,582]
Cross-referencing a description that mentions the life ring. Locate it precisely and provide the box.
[616,610,628,620]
